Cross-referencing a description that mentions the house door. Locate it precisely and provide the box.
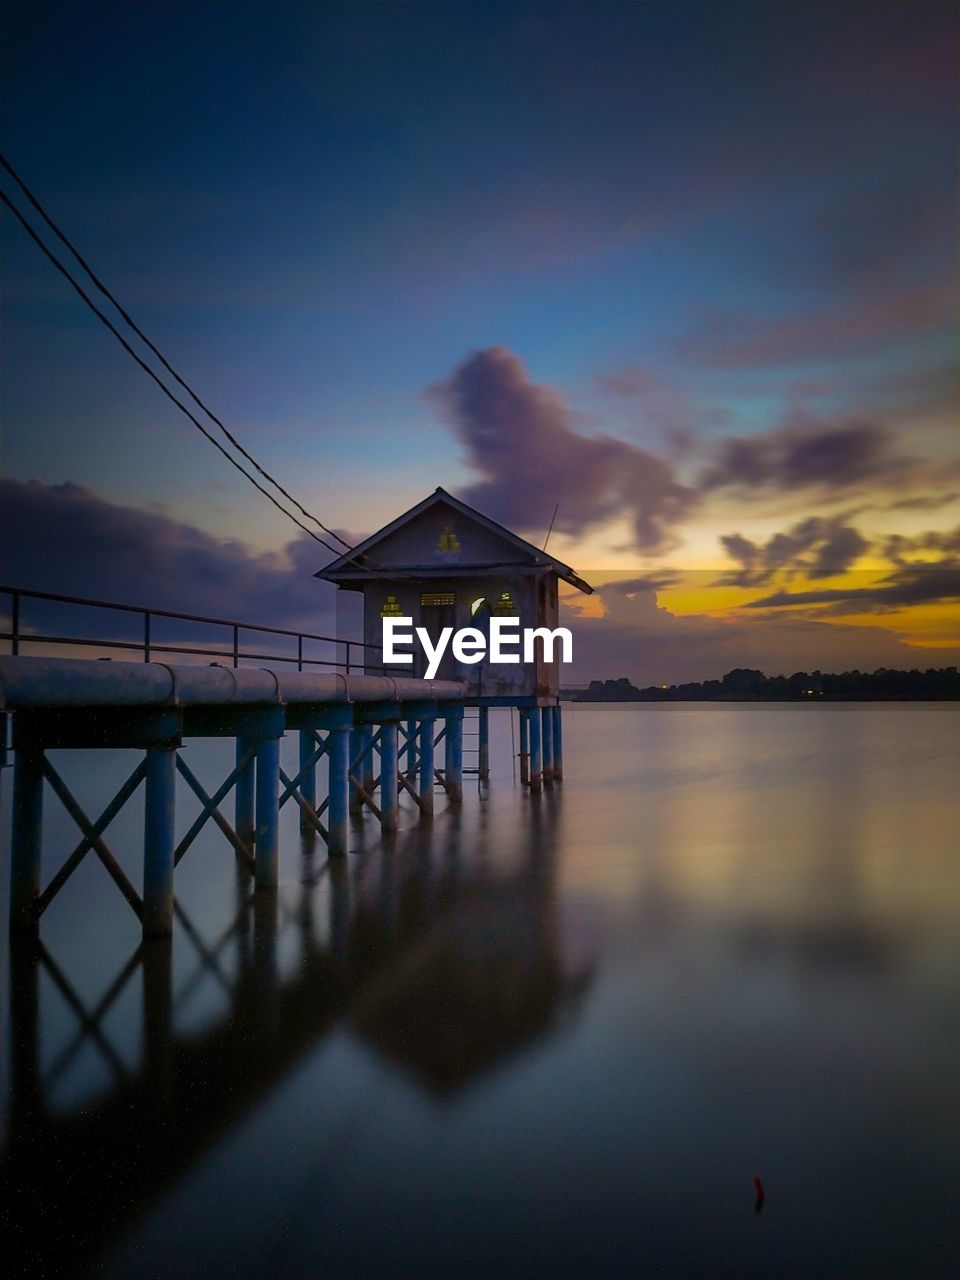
[418,593,456,680]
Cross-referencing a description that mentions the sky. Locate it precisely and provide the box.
[1,0,958,683]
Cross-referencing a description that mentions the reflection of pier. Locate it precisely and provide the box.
[1,808,593,1279]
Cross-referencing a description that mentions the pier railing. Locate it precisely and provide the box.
[0,584,383,673]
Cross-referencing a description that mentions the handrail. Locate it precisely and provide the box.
[0,584,385,674]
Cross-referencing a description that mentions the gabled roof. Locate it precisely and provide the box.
[315,487,593,594]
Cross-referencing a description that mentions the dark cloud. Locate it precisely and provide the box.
[747,563,960,614]
[676,287,952,371]
[429,347,698,552]
[882,524,960,567]
[701,418,917,495]
[558,572,951,683]
[718,515,870,586]
[885,491,959,513]
[0,479,335,632]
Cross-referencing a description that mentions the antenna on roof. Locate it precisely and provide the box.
[542,503,559,552]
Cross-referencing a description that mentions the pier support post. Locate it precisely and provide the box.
[528,707,542,793]
[379,720,399,832]
[419,716,436,818]
[444,707,463,804]
[235,735,255,858]
[298,729,317,835]
[518,710,530,787]
[327,725,350,856]
[142,937,173,1100]
[478,706,490,782]
[349,725,365,815]
[255,735,280,889]
[405,718,417,776]
[10,746,43,931]
[541,706,554,786]
[142,746,176,936]
[553,704,563,781]
[362,724,375,800]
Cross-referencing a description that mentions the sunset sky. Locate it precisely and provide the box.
[2,1,957,683]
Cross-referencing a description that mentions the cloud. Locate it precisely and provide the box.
[701,418,919,496]
[747,562,960,614]
[719,515,870,585]
[559,574,954,683]
[885,491,960,513]
[0,479,336,632]
[677,287,952,371]
[882,523,960,567]
[429,347,698,551]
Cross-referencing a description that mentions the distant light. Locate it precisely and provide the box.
[661,684,667,689]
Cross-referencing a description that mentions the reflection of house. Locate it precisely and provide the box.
[352,885,593,1094]
[315,488,593,702]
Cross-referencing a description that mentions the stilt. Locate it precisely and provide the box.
[142,746,176,936]
[254,736,280,889]
[361,725,375,798]
[419,716,435,817]
[9,935,42,1136]
[478,705,490,782]
[298,729,317,835]
[234,735,255,856]
[541,705,554,785]
[141,937,173,1098]
[10,746,43,931]
[327,725,350,856]
[518,709,530,787]
[552,704,563,781]
[349,725,364,815]
[444,708,463,804]
[405,718,417,776]
[379,720,399,832]
[528,706,542,793]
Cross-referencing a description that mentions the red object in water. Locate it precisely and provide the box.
[753,1175,766,1204]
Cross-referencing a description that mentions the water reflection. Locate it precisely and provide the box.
[1,793,592,1279]
[2,705,959,1279]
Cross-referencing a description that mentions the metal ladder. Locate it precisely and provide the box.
[462,705,481,776]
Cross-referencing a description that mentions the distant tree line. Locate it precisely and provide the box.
[575,666,960,702]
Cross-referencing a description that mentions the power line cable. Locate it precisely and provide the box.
[0,152,355,553]
[0,188,355,560]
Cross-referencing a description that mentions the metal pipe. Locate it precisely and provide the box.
[298,729,317,834]
[553,704,564,781]
[349,725,364,815]
[0,656,466,710]
[10,746,43,930]
[405,717,417,775]
[235,735,255,854]
[444,710,463,804]
[379,721,399,832]
[478,705,490,782]
[361,724,375,797]
[518,710,530,787]
[541,705,554,786]
[254,736,280,889]
[419,717,435,818]
[327,726,350,856]
[528,707,542,793]
[142,747,176,936]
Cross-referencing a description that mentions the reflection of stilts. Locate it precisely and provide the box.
[1,782,592,1280]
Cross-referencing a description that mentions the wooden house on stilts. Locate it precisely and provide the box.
[315,488,593,789]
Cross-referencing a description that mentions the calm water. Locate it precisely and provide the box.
[1,704,959,1278]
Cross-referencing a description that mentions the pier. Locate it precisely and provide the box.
[0,655,471,936]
